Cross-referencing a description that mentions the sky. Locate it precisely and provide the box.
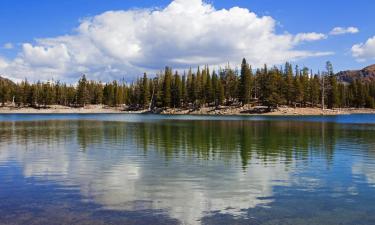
[0,0,374,82]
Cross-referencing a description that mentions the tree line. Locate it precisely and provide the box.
[1,59,375,109]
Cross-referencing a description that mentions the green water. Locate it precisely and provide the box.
[0,114,375,225]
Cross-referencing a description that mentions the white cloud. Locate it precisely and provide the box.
[352,36,375,61]
[3,43,14,49]
[0,57,8,69]
[22,43,70,68]
[294,32,327,43]
[330,26,359,35]
[0,0,331,82]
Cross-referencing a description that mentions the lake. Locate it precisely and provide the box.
[1,114,375,225]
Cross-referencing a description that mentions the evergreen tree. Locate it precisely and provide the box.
[218,78,225,106]
[239,58,252,105]
[195,66,202,106]
[186,68,195,104]
[77,75,90,107]
[310,75,321,106]
[1,59,375,111]
[172,71,182,108]
[301,67,310,106]
[223,66,239,104]
[141,73,150,108]
[262,68,282,108]
[284,62,294,105]
[326,61,339,109]
[181,73,187,106]
[204,70,213,105]
[163,67,172,107]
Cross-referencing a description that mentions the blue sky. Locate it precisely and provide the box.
[0,0,374,82]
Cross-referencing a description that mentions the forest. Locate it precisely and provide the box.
[0,59,375,110]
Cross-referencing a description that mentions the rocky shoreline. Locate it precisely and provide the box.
[1,104,375,116]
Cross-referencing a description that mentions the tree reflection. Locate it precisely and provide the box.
[2,119,374,169]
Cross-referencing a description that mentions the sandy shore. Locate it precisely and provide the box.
[0,105,141,114]
[0,105,375,115]
[161,105,375,116]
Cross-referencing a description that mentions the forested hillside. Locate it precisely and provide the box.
[1,59,375,109]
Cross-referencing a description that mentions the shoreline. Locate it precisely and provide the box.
[1,105,375,116]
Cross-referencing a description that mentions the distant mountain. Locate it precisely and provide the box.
[336,65,375,83]
[0,75,15,86]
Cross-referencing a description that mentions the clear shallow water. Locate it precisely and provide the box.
[0,114,375,225]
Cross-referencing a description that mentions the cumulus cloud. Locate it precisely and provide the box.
[330,26,359,35]
[22,43,70,68]
[0,0,331,82]
[0,57,8,69]
[352,36,375,61]
[3,43,14,49]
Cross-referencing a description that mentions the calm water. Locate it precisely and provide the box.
[1,114,375,225]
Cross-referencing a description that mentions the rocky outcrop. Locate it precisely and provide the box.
[336,65,375,83]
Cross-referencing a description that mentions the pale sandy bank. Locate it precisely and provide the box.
[0,105,375,115]
[161,105,375,116]
[0,105,137,114]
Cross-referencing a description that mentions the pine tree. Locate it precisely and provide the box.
[141,73,150,108]
[1,58,375,111]
[240,58,252,105]
[77,75,90,107]
[326,61,339,109]
[181,73,187,106]
[301,67,310,106]
[293,73,303,106]
[163,67,172,107]
[41,81,54,106]
[20,79,31,106]
[172,71,182,108]
[205,70,213,105]
[283,62,294,105]
[310,75,321,107]
[187,68,195,104]
[218,78,225,106]
[338,83,346,108]
[262,68,282,108]
[195,66,202,106]
[30,82,42,107]
[93,81,103,105]
[212,70,218,106]
[223,66,239,104]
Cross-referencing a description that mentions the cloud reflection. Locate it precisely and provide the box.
[1,119,368,224]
